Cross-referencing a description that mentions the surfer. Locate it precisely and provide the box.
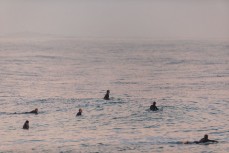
[104,90,110,100]
[184,134,218,144]
[23,120,29,129]
[28,108,38,114]
[150,102,158,111]
[76,109,82,116]
[196,134,218,143]
[13,108,38,115]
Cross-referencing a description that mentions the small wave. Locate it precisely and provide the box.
[144,125,160,128]
[103,101,126,105]
[0,112,7,115]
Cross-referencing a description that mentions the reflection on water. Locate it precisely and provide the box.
[0,38,228,153]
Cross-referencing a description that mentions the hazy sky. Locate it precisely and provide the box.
[0,0,229,39]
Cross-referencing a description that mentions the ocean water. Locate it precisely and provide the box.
[0,37,228,153]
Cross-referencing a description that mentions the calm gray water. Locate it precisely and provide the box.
[0,37,228,153]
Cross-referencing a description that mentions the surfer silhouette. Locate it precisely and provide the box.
[28,108,38,114]
[76,109,82,116]
[184,134,218,144]
[14,108,38,115]
[150,102,158,111]
[104,90,110,100]
[23,120,29,129]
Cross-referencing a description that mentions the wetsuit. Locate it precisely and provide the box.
[104,93,110,100]
[76,112,82,116]
[196,138,218,143]
[14,110,38,115]
[150,105,158,111]
[29,110,38,114]
[23,121,29,129]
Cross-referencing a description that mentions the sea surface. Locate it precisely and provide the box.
[0,37,228,153]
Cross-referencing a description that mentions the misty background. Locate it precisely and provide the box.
[0,0,229,40]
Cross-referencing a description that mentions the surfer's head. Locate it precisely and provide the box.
[107,90,110,94]
[79,109,82,113]
[153,101,156,105]
[204,134,208,140]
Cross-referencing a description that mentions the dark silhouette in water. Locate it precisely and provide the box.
[150,102,158,111]
[76,109,82,116]
[23,120,29,129]
[104,90,110,100]
[28,108,38,114]
[184,134,218,144]
[14,108,38,115]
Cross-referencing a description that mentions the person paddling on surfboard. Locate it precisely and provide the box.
[184,134,218,144]
[28,108,38,114]
[14,108,38,115]
[196,134,218,143]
